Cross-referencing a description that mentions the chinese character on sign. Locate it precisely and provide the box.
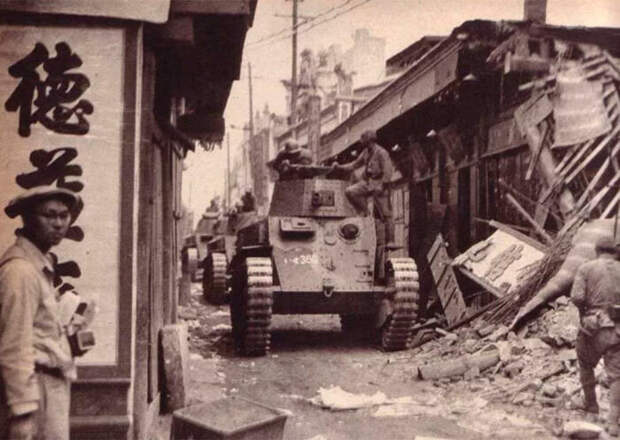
[5,42,94,137]
[16,147,84,193]
[16,147,85,243]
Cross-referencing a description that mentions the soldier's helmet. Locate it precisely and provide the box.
[595,235,617,254]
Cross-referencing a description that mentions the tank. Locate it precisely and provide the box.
[229,165,420,356]
[181,210,224,283]
[202,210,259,305]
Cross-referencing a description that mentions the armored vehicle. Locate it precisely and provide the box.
[203,209,258,305]
[181,211,220,283]
[229,165,420,356]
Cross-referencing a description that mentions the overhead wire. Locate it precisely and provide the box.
[245,0,361,48]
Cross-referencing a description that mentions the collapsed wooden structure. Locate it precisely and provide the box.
[318,20,620,324]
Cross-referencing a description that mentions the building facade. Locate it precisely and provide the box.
[0,1,255,439]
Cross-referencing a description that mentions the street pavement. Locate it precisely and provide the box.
[154,284,602,440]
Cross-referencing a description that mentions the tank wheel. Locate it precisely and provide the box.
[203,253,228,305]
[230,257,273,356]
[340,314,374,333]
[380,257,419,351]
[187,247,201,282]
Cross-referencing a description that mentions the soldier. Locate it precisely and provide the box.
[334,129,398,250]
[268,139,313,179]
[0,186,82,440]
[570,235,620,436]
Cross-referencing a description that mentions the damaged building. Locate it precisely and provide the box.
[318,13,620,325]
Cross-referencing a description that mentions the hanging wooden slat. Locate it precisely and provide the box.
[565,125,620,184]
[554,144,579,174]
[602,191,620,218]
[525,121,549,181]
[581,172,620,218]
[505,193,554,244]
[574,141,620,210]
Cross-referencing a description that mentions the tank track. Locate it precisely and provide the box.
[203,253,228,305]
[241,257,273,356]
[381,257,419,351]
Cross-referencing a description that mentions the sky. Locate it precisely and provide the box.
[182,0,620,220]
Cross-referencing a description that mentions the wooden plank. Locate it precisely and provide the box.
[580,171,620,218]
[534,193,551,231]
[505,193,553,244]
[162,145,174,326]
[454,265,504,298]
[575,141,620,210]
[566,125,620,184]
[427,235,467,326]
[554,144,580,174]
[525,121,549,181]
[488,220,549,253]
[602,191,620,218]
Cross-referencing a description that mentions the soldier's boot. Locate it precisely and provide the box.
[579,368,599,415]
[608,380,620,437]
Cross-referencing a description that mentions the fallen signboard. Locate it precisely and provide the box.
[452,225,546,298]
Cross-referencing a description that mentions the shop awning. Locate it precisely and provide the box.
[0,0,172,24]
[319,39,462,162]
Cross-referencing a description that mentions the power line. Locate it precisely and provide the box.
[247,0,373,51]
[245,0,358,48]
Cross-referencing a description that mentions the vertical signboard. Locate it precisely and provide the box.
[0,23,132,367]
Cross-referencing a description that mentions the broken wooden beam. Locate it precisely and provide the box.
[419,351,500,380]
[505,193,554,244]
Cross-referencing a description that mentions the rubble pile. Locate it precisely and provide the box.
[442,47,620,332]
[410,297,610,420]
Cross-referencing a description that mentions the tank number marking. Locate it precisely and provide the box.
[284,254,319,265]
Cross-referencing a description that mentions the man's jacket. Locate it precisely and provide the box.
[0,236,73,417]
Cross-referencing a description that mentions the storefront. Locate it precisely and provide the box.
[0,2,255,438]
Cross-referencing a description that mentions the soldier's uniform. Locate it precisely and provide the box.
[338,132,395,248]
[571,236,620,435]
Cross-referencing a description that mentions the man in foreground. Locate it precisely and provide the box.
[0,186,82,440]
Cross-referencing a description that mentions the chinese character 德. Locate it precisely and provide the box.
[5,42,94,137]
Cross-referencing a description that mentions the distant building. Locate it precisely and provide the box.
[342,28,386,87]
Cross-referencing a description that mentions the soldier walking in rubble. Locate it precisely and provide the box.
[570,235,620,436]
[334,129,398,251]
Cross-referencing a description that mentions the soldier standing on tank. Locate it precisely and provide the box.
[570,235,620,436]
[334,129,398,250]
[268,139,313,180]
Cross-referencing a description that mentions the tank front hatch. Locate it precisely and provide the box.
[269,179,358,218]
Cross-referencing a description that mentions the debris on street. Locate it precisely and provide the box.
[562,420,604,439]
[309,386,412,411]
[417,350,500,380]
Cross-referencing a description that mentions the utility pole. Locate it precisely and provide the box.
[248,62,254,140]
[247,62,254,193]
[290,0,298,130]
[226,132,231,211]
